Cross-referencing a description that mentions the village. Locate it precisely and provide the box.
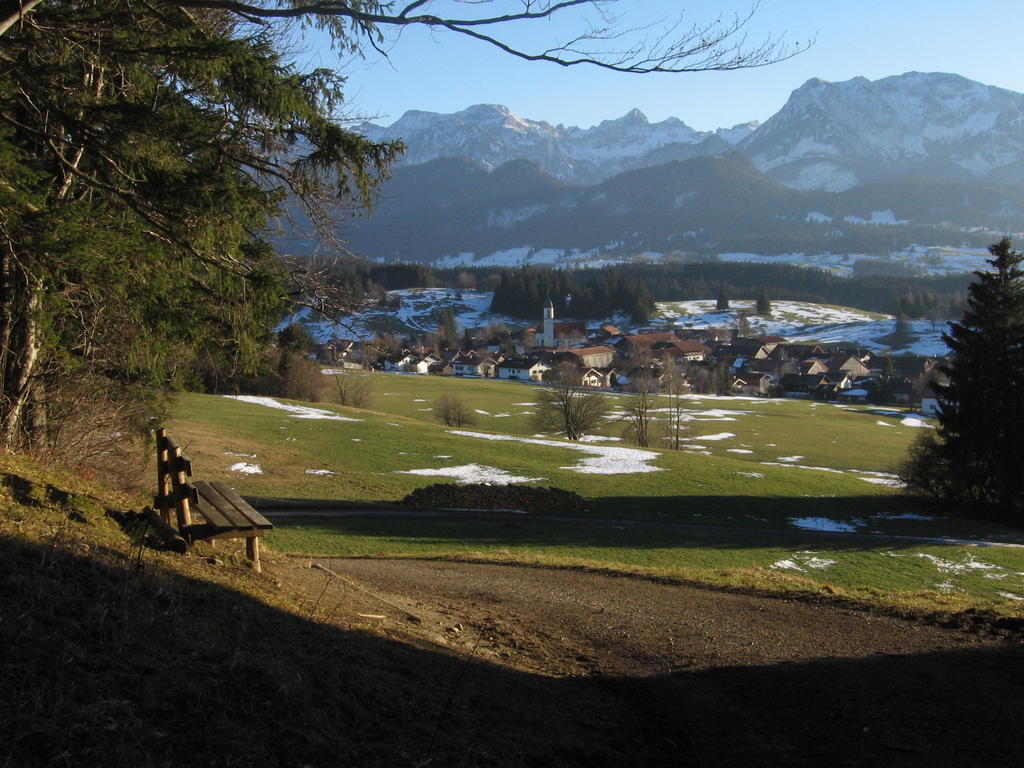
[313,297,944,412]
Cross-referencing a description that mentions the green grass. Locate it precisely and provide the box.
[170,389,911,509]
[266,514,1024,613]
[168,385,1024,538]
[168,379,1024,612]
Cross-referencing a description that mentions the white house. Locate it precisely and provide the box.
[498,357,550,382]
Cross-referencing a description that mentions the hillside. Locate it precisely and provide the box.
[339,152,1024,267]
[4,402,1024,766]
[0,454,655,766]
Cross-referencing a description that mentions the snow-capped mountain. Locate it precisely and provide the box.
[740,72,1024,191]
[357,104,756,185]
[357,73,1024,192]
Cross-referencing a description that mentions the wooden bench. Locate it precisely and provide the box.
[147,428,272,572]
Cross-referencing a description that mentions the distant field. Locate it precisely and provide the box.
[171,381,918,504]
[168,377,1024,612]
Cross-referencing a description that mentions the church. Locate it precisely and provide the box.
[534,296,588,349]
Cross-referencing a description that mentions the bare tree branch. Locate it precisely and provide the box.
[2,1,810,72]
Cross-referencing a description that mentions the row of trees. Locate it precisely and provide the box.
[489,267,655,323]
[322,257,968,328]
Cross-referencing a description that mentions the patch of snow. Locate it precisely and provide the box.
[305,469,334,476]
[685,432,735,442]
[859,476,905,487]
[762,462,846,474]
[914,553,1001,575]
[225,451,256,458]
[449,430,664,475]
[396,463,543,485]
[727,448,754,454]
[876,420,895,427]
[737,471,765,478]
[225,395,360,421]
[770,553,838,572]
[771,559,804,572]
[901,417,934,428]
[998,592,1024,601]
[228,462,263,475]
[576,435,623,443]
[804,557,838,569]
[776,455,803,462]
[789,517,863,533]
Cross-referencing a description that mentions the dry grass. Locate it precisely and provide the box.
[0,453,651,767]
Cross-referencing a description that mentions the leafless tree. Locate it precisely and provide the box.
[332,370,374,407]
[660,365,690,450]
[435,392,476,427]
[622,362,659,447]
[533,363,608,440]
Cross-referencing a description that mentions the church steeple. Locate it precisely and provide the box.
[539,295,556,348]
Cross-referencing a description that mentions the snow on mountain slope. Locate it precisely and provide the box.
[358,104,730,184]
[357,73,1024,193]
[740,72,1024,190]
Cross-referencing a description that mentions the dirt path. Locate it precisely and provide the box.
[271,556,1024,766]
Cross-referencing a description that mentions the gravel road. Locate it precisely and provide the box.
[273,556,1024,766]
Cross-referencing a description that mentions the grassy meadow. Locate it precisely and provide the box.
[168,374,1024,613]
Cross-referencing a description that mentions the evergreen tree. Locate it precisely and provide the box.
[0,0,399,452]
[436,307,458,349]
[716,286,730,311]
[900,238,1024,519]
[756,285,772,315]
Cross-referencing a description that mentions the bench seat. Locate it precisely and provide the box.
[184,480,273,539]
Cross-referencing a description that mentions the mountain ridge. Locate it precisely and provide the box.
[358,72,1024,192]
[339,149,1024,267]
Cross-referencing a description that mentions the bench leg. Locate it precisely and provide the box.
[246,536,261,573]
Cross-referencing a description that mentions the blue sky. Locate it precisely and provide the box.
[300,0,1024,131]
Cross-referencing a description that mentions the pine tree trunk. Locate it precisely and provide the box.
[0,249,43,451]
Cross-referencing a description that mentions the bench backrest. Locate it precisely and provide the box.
[154,427,198,530]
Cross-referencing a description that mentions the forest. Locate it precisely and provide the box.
[316,259,972,324]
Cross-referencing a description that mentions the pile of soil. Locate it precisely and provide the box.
[402,483,589,514]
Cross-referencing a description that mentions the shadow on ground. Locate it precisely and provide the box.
[3,526,1023,767]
